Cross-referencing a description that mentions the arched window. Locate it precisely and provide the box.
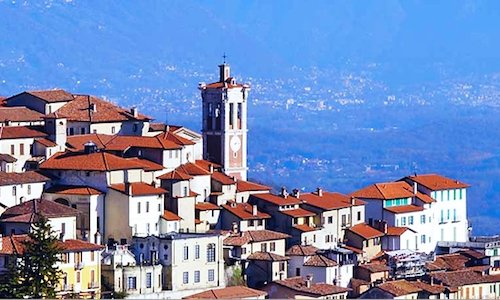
[207,243,216,262]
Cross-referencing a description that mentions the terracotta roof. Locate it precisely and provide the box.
[109,182,167,196]
[410,281,446,294]
[405,174,469,191]
[292,224,318,232]
[458,249,488,260]
[223,230,290,246]
[172,190,198,199]
[280,208,316,218]
[222,202,270,220]
[386,227,414,236]
[158,169,193,181]
[430,269,499,288]
[384,204,424,214]
[301,191,365,210]
[44,185,103,195]
[103,135,182,151]
[62,239,104,252]
[23,89,74,103]
[155,130,195,146]
[0,126,47,139]
[426,252,474,272]
[0,106,44,122]
[1,199,78,222]
[149,122,168,131]
[54,94,151,123]
[347,223,384,239]
[195,202,221,211]
[162,210,182,221]
[251,193,302,206]
[376,280,422,297]
[286,244,318,256]
[175,162,211,176]
[351,181,414,200]
[194,159,221,172]
[357,263,390,273]
[341,245,364,254]
[273,277,350,296]
[35,137,57,147]
[40,151,147,171]
[183,286,267,299]
[211,172,236,185]
[0,234,103,255]
[0,171,49,186]
[123,157,164,171]
[236,180,271,193]
[204,78,245,89]
[247,251,288,261]
[304,254,338,267]
[0,153,16,163]
[65,134,114,151]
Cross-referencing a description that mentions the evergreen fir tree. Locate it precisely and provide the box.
[0,214,63,298]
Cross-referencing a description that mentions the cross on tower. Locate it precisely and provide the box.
[222,52,227,64]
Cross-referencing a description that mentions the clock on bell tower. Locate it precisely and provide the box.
[199,62,249,180]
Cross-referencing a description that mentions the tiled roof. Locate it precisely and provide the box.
[162,210,182,221]
[351,181,414,200]
[35,137,57,147]
[0,235,103,255]
[292,224,317,232]
[376,280,422,297]
[211,172,236,185]
[251,193,302,206]
[62,239,105,252]
[195,202,221,211]
[301,191,365,210]
[65,134,114,151]
[222,202,270,220]
[341,245,364,254]
[280,208,316,218]
[384,204,424,214]
[24,89,74,103]
[126,158,164,171]
[176,162,211,176]
[183,286,267,299]
[194,159,221,172]
[155,130,195,146]
[103,135,182,151]
[410,281,446,295]
[430,269,500,288]
[273,277,350,296]
[204,78,244,89]
[55,94,151,122]
[236,180,271,193]
[247,251,288,261]
[357,263,390,273]
[1,199,78,221]
[223,230,290,246]
[303,254,338,267]
[0,154,17,163]
[109,182,167,196]
[425,252,473,271]
[172,190,198,199]
[158,169,193,181]
[44,185,103,195]
[0,171,49,186]
[0,106,44,122]
[347,223,384,239]
[386,227,413,236]
[40,151,147,171]
[286,244,318,256]
[405,174,469,190]
[0,126,47,139]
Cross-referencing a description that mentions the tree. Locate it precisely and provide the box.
[0,214,63,298]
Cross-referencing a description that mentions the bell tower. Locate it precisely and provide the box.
[199,62,249,180]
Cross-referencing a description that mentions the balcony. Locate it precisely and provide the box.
[88,282,99,289]
[74,262,84,270]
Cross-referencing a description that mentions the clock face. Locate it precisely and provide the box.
[230,135,241,152]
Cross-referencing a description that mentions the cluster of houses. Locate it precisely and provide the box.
[0,64,498,299]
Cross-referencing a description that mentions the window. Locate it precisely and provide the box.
[328,216,333,224]
[194,270,200,283]
[207,243,216,262]
[91,269,95,284]
[91,251,94,262]
[270,242,276,252]
[147,223,150,233]
[195,245,200,259]
[19,144,24,156]
[447,209,450,220]
[10,144,14,155]
[183,272,189,284]
[69,128,74,135]
[453,209,457,221]
[249,220,255,227]
[128,276,137,290]
[421,235,426,244]
[76,271,81,283]
[184,187,188,197]
[261,243,267,252]
[280,262,285,271]
[80,128,85,134]
[341,214,347,226]
[146,272,152,288]
[158,203,161,212]
[133,123,138,132]
[111,126,116,134]
[401,217,406,226]
[137,202,141,214]
[420,215,426,224]
[440,210,444,223]
[357,211,362,221]
[409,216,414,225]
[242,247,247,255]
[459,188,463,199]
[208,269,215,282]
[28,185,32,195]
[146,201,149,213]
[183,246,189,260]
[229,103,234,127]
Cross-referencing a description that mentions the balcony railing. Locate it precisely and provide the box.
[74,262,84,270]
[88,281,99,289]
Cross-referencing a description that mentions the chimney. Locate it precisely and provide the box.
[316,187,323,197]
[252,205,258,216]
[94,231,102,245]
[231,222,239,234]
[83,141,97,154]
[430,276,434,286]
[413,182,418,195]
[209,164,214,174]
[351,196,356,205]
[90,103,97,113]
[281,187,289,198]
[292,189,300,199]
[131,107,138,118]
[306,274,313,288]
